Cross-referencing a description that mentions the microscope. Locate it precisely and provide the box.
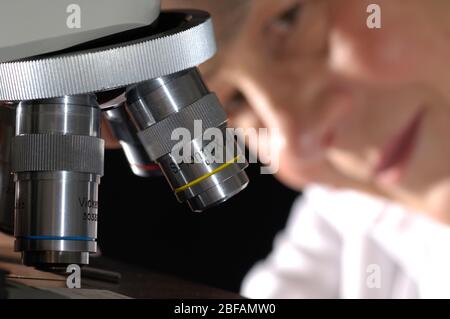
[0,0,249,270]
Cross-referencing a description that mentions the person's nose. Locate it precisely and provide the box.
[226,51,355,162]
[227,54,319,140]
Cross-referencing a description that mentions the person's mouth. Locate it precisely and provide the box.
[373,108,426,184]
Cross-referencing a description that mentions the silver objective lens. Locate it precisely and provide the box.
[126,68,249,212]
[11,95,104,268]
[104,103,160,177]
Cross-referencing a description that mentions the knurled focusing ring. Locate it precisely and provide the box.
[12,134,104,175]
[0,11,216,101]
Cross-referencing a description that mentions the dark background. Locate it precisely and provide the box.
[98,150,298,293]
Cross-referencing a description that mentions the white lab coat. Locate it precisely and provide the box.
[241,185,450,298]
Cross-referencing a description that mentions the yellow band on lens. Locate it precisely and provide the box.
[174,156,241,194]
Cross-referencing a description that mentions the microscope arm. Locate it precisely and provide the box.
[0,2,249,269]
[0,0,160,62]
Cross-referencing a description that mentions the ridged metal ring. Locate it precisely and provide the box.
[0,10,216,101]
[12,134,104,175]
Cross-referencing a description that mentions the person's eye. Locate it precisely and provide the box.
[264,2,304,55]
[269,2,303,33]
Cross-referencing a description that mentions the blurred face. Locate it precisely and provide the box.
[164,0,450,222]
